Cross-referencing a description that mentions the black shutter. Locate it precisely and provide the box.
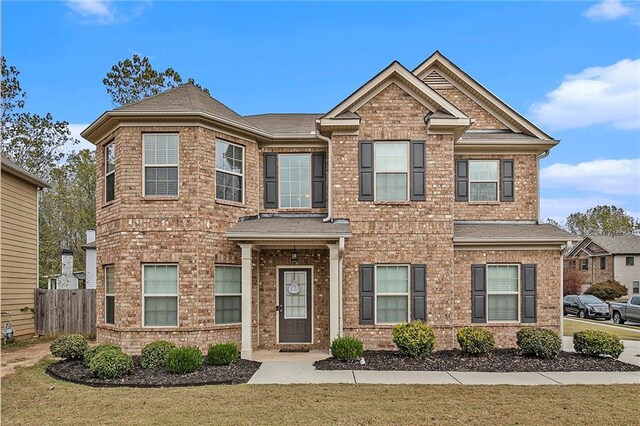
[410,140,426,201]
[522,264,537,323]
[471,264,486,323]
[311,152,326,208]
[411,264,427,321]
[501,159,514,202]
[455,160,468,201]
[359,141,374,201]
[264,153,278,208]
[359,265,375,325]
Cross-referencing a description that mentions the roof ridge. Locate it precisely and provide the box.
[114,84,189,110]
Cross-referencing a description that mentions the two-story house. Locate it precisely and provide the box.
[564,235,640,295]
[82,51,577,357]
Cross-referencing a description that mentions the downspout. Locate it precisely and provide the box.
[537,150,550,223]
[315,124,333,223]
[338,237,345,336]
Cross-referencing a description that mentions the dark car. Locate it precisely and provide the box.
[563,295,611,319]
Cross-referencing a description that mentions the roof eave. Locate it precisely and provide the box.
[1,159,50,188]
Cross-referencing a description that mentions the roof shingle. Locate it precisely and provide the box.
[588,235,640,255]
[454,223,578,243]
[226,217,351,239]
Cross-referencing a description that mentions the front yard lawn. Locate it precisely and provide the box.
[2,359,640,425]
[563,318,640,341]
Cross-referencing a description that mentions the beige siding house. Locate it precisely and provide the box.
[1,158,48,338]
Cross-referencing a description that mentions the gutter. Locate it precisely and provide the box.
[314,122,333,223]
[537,149,550,222]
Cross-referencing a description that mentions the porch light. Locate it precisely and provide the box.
[291,247,299,263]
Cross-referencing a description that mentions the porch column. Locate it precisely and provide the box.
[239,243,253,359]
[329,244,340,343]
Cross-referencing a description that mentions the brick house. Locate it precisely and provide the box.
[82,51,578,357]
[564,235,640,295]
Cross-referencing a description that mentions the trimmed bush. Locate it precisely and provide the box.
[584,280,628,301]
[84,343,121,365]
[141,340,177,369]
[166,346,203,374]
[516,328,561,359]
[457,327,495,356]
[89,349,133,379]
[50,334,88,360]
[207,343,239,366]
[330,336,364,362]
[392,321,436,359]
[573,330,624,359]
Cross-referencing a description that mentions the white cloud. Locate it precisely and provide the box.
[66,124,94,154]
[541,159,640,196]
[540,195,623,223]
[66,0,151,25]
[530,59,640,131]
[583,0,632,21]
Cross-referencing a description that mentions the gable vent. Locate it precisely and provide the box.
[423,70,452,88]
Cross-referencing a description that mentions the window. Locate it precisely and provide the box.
[279,154,311,208]
[487,265,519,322]
[633,281,639,294]
[104,142,115,202]
[600,257,606,270]
[215,140,244,203]
[375,265,409,324]
[469,160,499,202]
[374,142,409,201]
[214,266,242,324]
[104,265,115,325]
[581,259,588,271]
[143,264,178,327]
[143,134,178,196]
[631,296,640,305]
[626,256,635,266]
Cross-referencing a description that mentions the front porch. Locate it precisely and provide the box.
[227,216,351,359]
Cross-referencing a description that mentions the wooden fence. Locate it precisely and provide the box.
[34,289,96,338]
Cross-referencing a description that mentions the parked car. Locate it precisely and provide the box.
[563,295,611,319]
[609,296,640,324]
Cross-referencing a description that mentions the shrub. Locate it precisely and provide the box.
[50,334,88,360]
[516,328,561,359]
[584,280,628,301]
[573,330,624,359]
[166,346,203,374]
[392,321,436,359]
[84,343,121,365]
[457,327,494,356]
[563,269,583,296]
[141,340,177,369]
[89,349,133,379]
[207,343,239,366]
[330,336,364,362]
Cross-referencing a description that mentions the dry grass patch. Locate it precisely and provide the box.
[563,318,640,341]
[2,358,640,425]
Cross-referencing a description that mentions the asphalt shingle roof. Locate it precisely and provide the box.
[454,223,579,242]
[588,235,640,255]
[226,217,352,239]
[244,113,323,135]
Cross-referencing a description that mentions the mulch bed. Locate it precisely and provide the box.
[314,349,640,372]
[46,356,261,387]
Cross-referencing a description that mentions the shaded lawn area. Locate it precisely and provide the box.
[563,318,640,341]
[2,359,640,425]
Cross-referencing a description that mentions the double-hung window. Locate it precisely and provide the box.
[375,265,409,324]
[374,142,409,201]
[214,266,242,324]
[487,264,519,322]
[600,257,606,270]
[633,281,639,294]
[469,160,499,202]
[279,154,311,208]
[581,259,588,271]
[215,140,244,203]
[104,142,115,202]
[143,264,178,327]
[143,134,179,196]
[104,265,115,325]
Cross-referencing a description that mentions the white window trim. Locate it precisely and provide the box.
[142,133,180,197]
[486,263,520,323]
[215,139,245,204]
[142,263,179,328]
[214,264,242,325]
[468,159,500,202]
[632,281,639,294]
[374,264,411,325]
[373,141,410,202]
[283,270,308,320]
[104,265,115,325]
[278,153,312,209]
[581,259,589,271]
[104,142,115,203]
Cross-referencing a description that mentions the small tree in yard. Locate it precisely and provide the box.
[563,269,583,296]
[584,280,628,301]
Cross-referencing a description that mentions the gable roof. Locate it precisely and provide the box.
[1,157,49,188]
[566,234,640,257]
[412,51,553,140]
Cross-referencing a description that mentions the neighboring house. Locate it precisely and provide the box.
[1,158,48,338]
[564,235,640,296]
[82,51,578,356]
[82,230,97,289]
[46,231,96,290]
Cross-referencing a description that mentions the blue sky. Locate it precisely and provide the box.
[3,0,639,222]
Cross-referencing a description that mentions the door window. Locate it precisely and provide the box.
[283,270,307,319]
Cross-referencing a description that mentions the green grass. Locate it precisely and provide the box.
[563,318,640,341]
[2,358,640,425]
